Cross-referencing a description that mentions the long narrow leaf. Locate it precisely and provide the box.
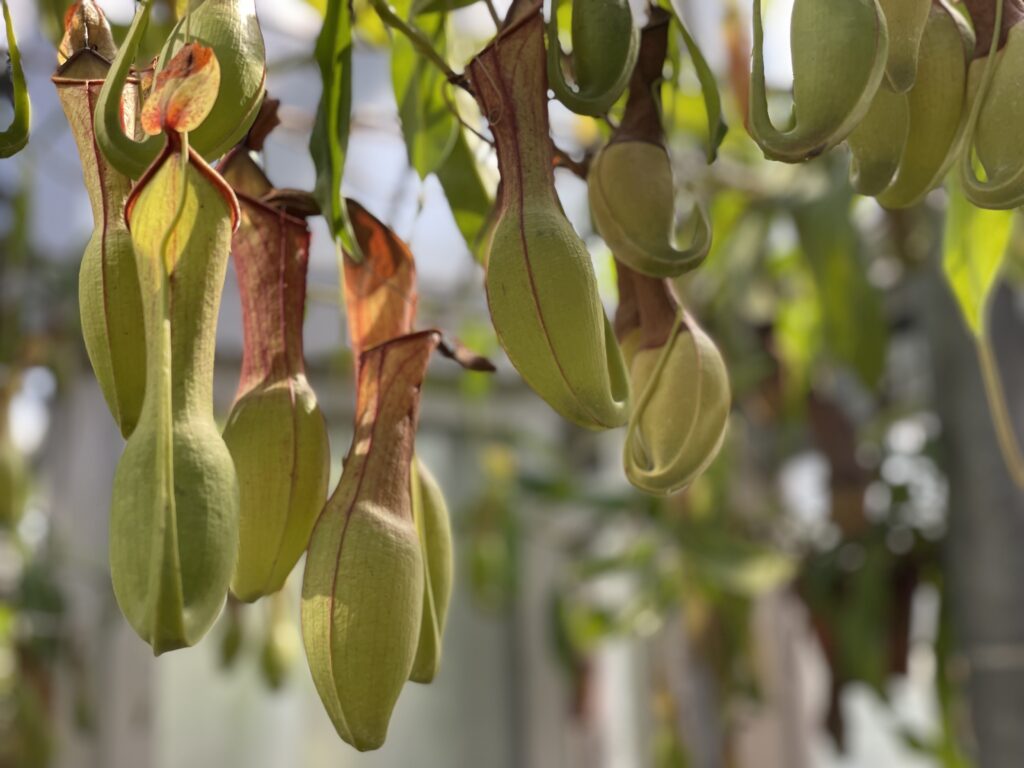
[0,0,31,157]
[310,0,361,259]
[791,178,887,387]
[435,128,493,261]
[392,11,458,178]
[666,1,726,162]
[343,200,419,365]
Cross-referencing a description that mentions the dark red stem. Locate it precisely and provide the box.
[962,0,1024,58]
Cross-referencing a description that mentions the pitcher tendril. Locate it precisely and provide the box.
[848,0,974,209]
[367,0,468,89]
[546,0,639,117]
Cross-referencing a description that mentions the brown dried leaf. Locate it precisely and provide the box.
[342,201,418,367]
[141,43,220,136]
[58,0,117,65]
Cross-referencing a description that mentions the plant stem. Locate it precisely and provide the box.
[962,0,1024,58]
[366,0,471,90]
[482,0,501,27]
[440,83,495,147]
[552,145,590,180]
[976,333,1024,491]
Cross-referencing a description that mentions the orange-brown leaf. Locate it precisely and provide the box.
[342,201,419,369]
[232,189,312,392]
[141,43,220,136]
[58,0,116,65]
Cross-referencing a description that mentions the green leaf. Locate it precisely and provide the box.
[310,0,361,259]
[392,12,458,177]
[666,2,726,162]
[683,524,796,597]
[35,0,67,46]
[942,174,1015,338]
[435,128,493,260]
[384,0,490,255]
[791,176,887,387]
[772,251,823,407]
[412,0,478,13]
[0,0,31,158]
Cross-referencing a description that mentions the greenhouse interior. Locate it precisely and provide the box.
[2,0,1024,766]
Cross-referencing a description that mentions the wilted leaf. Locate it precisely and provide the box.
[141,43,221,136]
[342,201,419,363]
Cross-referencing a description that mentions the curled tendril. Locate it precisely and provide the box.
[875,1,973,209]
[94,0,266,179]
